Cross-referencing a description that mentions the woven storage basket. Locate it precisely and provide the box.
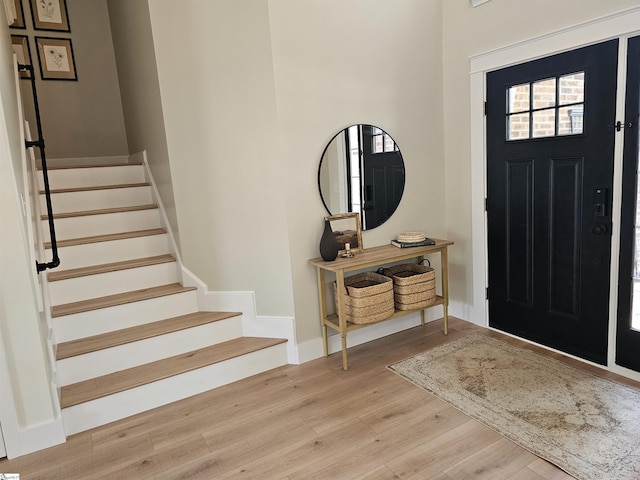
[381,264,436,310]
[334,272,394,324]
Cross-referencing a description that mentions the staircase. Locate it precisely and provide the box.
[38,160,288,436]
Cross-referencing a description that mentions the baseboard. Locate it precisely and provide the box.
[202,290,298,364]
[180,265,466,367]
[296,309,445,365]
[295,336,326,364]
[139,151,183,266]
[327,313,425,354]
[242,314,298,364]
[17,416,65,457]
[180,266,299,364]
[449,300,484,326]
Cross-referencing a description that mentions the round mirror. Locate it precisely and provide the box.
[318,124,405,230]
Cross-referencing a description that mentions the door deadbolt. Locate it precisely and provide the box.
[592,224,608,235]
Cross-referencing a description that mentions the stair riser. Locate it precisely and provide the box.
[61,343,289,435]
[41,209,161,242]
[48,262,179,306]
[57,317,244,385]
[38,165,145,190]
[53,290,199,342]
[47,234,170,272]
[41,186,153,214]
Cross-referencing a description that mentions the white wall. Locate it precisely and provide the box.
[147,0,295,317]
[269,0,446,343]
[17,0,128,159]
[0,6,62,456]
[140,0,446,343]
[107,0,180,250]
[441,0,640,322]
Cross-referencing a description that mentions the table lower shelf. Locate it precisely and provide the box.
[322,295,445,333]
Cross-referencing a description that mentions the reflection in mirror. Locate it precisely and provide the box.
[318,124,405,230]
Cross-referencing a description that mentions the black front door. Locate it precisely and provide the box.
[361,125,405,230]
[487,40,619,364]
[616,35,640,372]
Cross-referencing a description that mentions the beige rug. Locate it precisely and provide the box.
[387,333,640,480]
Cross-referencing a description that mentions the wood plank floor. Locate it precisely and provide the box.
[3,317,639,479]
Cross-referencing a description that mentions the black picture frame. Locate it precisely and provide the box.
[11,35,32,79]
[35,36,77,81]
[29,0,70,32]
[9,0,26,29]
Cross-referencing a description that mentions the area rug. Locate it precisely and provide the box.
[387,332,640,480]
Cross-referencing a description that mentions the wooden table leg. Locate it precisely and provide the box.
[316,268,329,356]
[441,246,449,335]
[341,335,348,370]
[335,270,348,370]
[443,304,449,335]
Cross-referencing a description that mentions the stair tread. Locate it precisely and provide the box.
[51,283,196,318]
[40,162,143,170]
[41,182,150,194]
[41,204,158,221]
[60,336,287,408]
[47,254,176,282]
[45,228,166,249]
[56,311,243,360]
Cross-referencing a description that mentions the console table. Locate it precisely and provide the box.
[309,239,453,370]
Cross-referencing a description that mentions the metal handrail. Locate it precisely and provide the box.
[18,63,60,272]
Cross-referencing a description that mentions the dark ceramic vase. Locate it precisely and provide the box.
[319,219,339,261]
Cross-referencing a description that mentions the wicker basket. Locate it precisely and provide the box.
[381,264,436,310]
[334,272,394,324]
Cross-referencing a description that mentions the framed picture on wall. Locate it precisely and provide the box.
[11,35,32,78]
[9,0,26,29]
[35,36,77,80]
[29,0,70,32]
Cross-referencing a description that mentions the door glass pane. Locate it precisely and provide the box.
[508,83,530,113]
[533,78,556,109]
[373,135,383,153]
[558,105,584,135]
[384,134,395,152]
[633,170,640,331]
[559,72,585,105]
[347,125,362,213]
[507,113,529,140]
[506,72,587,141]
[532,109,555,137]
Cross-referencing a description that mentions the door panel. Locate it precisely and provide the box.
[549,157,582,317]
[506,158,534,306]
[487,40,618,364]
[616,35,640,371]
[361,125,405,229]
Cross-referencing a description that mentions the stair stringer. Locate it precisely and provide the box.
[135,150,185,281]
[23,122,65,451]
[181,264,299,365]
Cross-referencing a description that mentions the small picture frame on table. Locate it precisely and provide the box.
[35,36,77,81]
[30,0,70,32]
[325,212,363,255]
